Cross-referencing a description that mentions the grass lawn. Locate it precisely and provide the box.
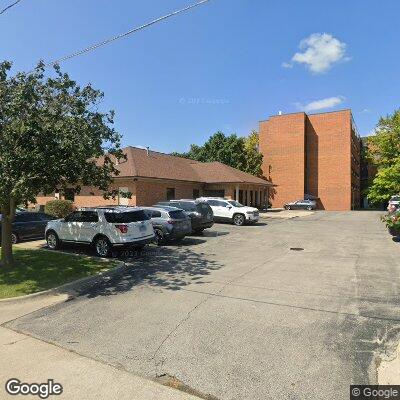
[0,248,118,299]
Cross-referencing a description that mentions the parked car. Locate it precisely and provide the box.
[45,207,154,257]
[142,206,192,245]
[197,197,259,226]
[154,200,214,233]
[284,199,316,210]
[0,212,55,244]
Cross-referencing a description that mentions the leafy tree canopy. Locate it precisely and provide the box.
[0,60,124,267]
[367,109,400,204]
[172,131,263,177]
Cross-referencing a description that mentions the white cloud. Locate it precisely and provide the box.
[296,96,345,112]
[281,62,293,69]
[361,108,371,114]
[289,33,349,73]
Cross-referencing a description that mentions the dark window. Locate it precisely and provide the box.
[207,200,220,207]
[104,211,150,223]
[168,210,187,219]
[81,211,99,222]
[38,213,54,221]
[64,211,81,222]
[193,189,200,199]
[178,202,197,211]
[197,203,212,213]
[166,188,175,200]
[203,189,225,197]
[64,189,75,202]
[144,210,161,218]
[14,213,38,223]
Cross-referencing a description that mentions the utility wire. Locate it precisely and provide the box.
[43,0,210,68]
[0,0,22,15]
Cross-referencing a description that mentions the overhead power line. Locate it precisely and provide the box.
[0,0,22,15]
[43,0,210,68]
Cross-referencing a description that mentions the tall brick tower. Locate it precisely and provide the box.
[259,109,361,211]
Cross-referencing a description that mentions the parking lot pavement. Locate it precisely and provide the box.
[260,209,314,219]
[5,211,400,400]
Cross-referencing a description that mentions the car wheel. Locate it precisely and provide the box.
[194,229,204,235]
[153,229,165,246]
[233,214,245,226]
[46,231,59,250]
[286,205,291,210]
[306,205,313,211]
[11,232,18,245]
[94,236,112,258]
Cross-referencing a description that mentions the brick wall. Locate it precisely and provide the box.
[34,179,269,209]
[135,179,204,206]
[259,112,306,208]
[260,109,361,211]
[35,179,137,208]
[307,110,352,210]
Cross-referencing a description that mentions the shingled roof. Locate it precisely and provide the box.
[114,146,272,186]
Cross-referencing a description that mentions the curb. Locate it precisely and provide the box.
[0,260,127,303]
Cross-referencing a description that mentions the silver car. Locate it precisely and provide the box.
[142,206,192,245]
[284,199,317,211]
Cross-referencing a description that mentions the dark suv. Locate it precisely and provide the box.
[0,212,55,244]
[155,200,214,233]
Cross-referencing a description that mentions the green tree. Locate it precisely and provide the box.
[0,61,124,267]
[367,109,400,204]
[172,131,263,177]
[244,130,263,177]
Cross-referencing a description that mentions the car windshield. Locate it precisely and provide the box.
[178,202,197,211]
[391,196,400,201]
[104,211,150,223]
[228,200,244,208]
[168,210,187,219]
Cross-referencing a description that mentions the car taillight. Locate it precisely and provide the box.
[115,224,128,233]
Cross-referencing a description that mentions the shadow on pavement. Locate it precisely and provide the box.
[73,245,222,299]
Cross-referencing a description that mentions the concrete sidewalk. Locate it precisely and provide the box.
[0,295,200,400]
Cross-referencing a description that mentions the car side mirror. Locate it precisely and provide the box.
[227,206,232,209]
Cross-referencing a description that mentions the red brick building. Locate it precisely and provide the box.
[259,109,361,211]
[36,147,273,208]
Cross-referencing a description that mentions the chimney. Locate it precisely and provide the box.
[146,146,150,156]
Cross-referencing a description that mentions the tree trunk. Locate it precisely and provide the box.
[0,198,16,268]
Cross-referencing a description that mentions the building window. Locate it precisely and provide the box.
[64,189,75,202]
[193,189,200,199]
[203,189,225,197]
[166,188,176,200]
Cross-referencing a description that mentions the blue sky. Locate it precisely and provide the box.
[1,0,399,152]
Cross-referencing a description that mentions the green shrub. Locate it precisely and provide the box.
[45,199,74,218]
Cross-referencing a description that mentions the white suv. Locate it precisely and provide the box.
[198,198,259,226]
[45,207,155,257]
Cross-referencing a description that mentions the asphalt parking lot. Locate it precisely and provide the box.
[6,211,400,400]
